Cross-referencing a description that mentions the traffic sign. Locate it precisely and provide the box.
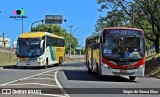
[45,15,63,24]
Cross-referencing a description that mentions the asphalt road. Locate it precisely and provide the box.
[58,62,160,97]
[0,62,160,97]
[0,65,68,97]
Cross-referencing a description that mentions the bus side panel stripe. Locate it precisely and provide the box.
[102,57,145,69]
[49,46,56,61]
[53,47,57,60]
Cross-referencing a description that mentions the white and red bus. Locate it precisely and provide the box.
[85,27,146,80]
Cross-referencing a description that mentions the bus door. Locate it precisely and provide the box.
[88,39,93,71]
[92,36,100,72]
[90,39,94,71]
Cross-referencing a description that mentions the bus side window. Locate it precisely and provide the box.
[92,36,99,50]
[97,43,100,48]
[85,39,89,50]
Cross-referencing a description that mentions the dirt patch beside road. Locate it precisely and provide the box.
[145,57,160,78]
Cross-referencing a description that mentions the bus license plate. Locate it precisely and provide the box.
[120,69,127,73]
[26,63,30,65]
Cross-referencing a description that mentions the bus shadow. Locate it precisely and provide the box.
[63,70,137,83]
[2,65,56,70]
[62,62,85,67]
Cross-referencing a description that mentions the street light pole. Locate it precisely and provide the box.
[68,25,74,58]
[31,20,44,31]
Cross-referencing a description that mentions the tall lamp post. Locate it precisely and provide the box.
[31,20,44,31]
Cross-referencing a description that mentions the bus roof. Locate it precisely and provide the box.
[103,27,144,33]
[86,27,144,40]
[86,32,101,40]
[19,32,64,39]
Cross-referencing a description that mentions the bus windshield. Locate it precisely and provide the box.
[103,29,145,59]
[17,38,42,57]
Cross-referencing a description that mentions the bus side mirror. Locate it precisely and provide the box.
[40,40,44,48]
[143,38,147,56]
[97,43,100,48]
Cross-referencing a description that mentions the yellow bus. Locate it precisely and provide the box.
[16,32,65,68]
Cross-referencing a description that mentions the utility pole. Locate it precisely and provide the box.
[68,25,74,58]
[2,33,5,48]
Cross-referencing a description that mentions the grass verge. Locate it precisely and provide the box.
[0,52,17,66]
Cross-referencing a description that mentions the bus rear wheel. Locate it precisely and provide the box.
[59,58,62,66]
[129,76,136,81]
[88,68,92,73]
[87,62,92,73]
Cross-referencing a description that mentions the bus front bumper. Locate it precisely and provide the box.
[101,65,145,77]
[17,60,44,67]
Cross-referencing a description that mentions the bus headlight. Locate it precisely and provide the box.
[38,57,43,61]
[139,65,144,69]
[101,63,110,69]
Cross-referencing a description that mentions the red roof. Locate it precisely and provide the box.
[103,27,144,35]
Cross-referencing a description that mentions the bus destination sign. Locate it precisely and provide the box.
[107,30,142,35]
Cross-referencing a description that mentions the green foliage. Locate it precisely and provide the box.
[80,47,85,54]
[31,24,78,52]
[96,0,160,53]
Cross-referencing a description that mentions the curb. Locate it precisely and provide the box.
[55,69,70,97]
[0,67,3,69]
[0,65,17,69]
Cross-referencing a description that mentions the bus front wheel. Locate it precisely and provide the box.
[129,76,136,81]
[44,58,48,69]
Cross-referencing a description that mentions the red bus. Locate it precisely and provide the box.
[85,27,145,81]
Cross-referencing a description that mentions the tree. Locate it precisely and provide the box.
[31,24,78,53]
[95,10,130,31]
[96,0,160,53]
[80,47,85,55]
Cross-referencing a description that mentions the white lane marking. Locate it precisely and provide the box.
[0,69,58,86]
[41,74,55,76]
[40,93,66,97]
[0,68,67,97]
[0,67,3,69]
[27,78,52,80]
[0,83,58,87]
[55,69,70,97]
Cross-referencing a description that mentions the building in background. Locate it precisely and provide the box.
[0,37,11,48]
[13,41,17,48]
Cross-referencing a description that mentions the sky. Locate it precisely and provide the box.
[0,0,104,47]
